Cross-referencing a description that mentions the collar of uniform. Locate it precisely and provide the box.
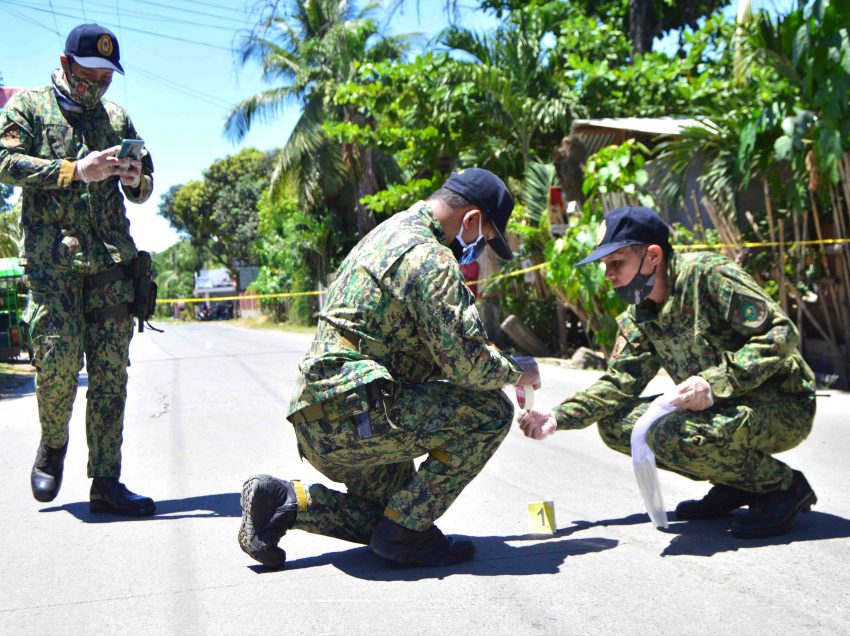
[413,201,448,246]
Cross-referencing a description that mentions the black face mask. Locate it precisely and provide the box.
[615,248,657,305]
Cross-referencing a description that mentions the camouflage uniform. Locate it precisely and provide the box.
[287,202,522,543]
[0,75,153,478]
[553,251,816,493]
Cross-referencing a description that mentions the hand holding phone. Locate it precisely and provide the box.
[117,139,145,161]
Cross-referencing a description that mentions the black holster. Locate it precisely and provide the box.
[128,251,158,332]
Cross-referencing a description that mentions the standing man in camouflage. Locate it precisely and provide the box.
[0,24,155,515]
[519,206,817,538]
[239,168,541,568]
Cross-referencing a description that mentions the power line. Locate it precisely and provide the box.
[2,2,235,51]
[46,0,63,45]
[6,0,254,33]
[124,62,234,110]
[114,0,128,107]
[79,0,86,20]
[124,0,255,26]
[0,5,61,37]
[165,0,254,18]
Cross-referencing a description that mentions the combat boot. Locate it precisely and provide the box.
[369,517,476,567]
[90,478,156,516]
[730,471,817,539]
[675,484,752,520]
[31,439,69,502]
[239,474,301,569]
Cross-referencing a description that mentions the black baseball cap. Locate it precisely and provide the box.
[65,24,124,75]
[577,206,671,266]
[443,168,515,260]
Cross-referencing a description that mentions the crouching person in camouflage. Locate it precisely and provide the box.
[518,206,816,538]
[0,24,155,515]
[239,168,541,568]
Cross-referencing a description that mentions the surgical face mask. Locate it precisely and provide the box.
[615,248,657,305]
[66,70,111,108]
[450,213,486,265]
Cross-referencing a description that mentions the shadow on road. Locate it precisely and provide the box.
[40,492,241,522]
[659,510,850,557]
[253,533,618,580]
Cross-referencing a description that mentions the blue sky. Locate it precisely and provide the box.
[0,0,496,252]
[1,1,793,253]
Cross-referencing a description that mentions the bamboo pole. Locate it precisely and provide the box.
[763,180,788,315]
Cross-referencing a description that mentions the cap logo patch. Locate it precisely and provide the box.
[596,220,607,245]
[97,34,114,56]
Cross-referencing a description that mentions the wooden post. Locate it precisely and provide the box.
[763,180,788,315]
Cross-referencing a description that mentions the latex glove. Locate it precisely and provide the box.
[518,409,557,440]
[668,375,713,411]
[75,145,127,183]
[119,149,147,189]
[513,355,541,390]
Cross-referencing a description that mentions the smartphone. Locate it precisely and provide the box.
[117,139,145,160]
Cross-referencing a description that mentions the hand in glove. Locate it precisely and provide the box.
[669,375,713,411]
[119,148,148,189]
[513,355,542,390]
[517,409,557,440]
[74,146,126,183]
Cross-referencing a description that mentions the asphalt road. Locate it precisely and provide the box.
[1,322,849,635]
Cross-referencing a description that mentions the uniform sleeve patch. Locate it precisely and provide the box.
[728,292,768,329]
[1,123,23,148]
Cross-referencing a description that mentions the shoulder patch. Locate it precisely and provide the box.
[728,292,768,329]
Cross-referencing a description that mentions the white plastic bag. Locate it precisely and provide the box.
[630,393,679,529]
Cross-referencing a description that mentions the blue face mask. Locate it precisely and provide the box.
[452,213,485,265]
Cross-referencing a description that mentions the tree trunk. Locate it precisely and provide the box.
[354,146,378,238]
[628,0,658,55]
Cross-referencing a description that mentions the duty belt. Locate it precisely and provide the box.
[83,265,133,323]
[290,382,385,425]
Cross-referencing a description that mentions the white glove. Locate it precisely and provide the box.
[119,148,147,189]
[517,409,557,440]
[74,145,126,183]
[668,375,714,411]
[513,355,542,390]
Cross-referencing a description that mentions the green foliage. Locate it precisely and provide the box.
[749,0,850,186]
[0,199,21,258]
[544,140,654,350]
[158,148,275,269]
[582,140,654,206]
[249,190,342,324]
[151,239,202,318]
[229,0,412,242]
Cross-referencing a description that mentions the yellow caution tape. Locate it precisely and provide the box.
[154,236,850,305]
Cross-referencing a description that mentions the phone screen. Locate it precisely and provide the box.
[117,139,144,160]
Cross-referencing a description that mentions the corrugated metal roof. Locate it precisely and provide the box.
[571,117,709,137]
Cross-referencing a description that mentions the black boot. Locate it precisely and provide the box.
[369,517,476,567]
[731,471,817,539]
[238,474,301,569]
[31,439,68,503]
[90,478,156,516]
[675,484,752,520]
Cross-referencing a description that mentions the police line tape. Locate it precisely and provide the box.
[154,236,850,305]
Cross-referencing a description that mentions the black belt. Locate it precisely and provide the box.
[86,265,131,289]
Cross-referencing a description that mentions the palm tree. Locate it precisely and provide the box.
[226,0,411,240]
[439,8,575,175]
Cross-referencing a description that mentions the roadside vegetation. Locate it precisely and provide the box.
[3,1,850,379]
